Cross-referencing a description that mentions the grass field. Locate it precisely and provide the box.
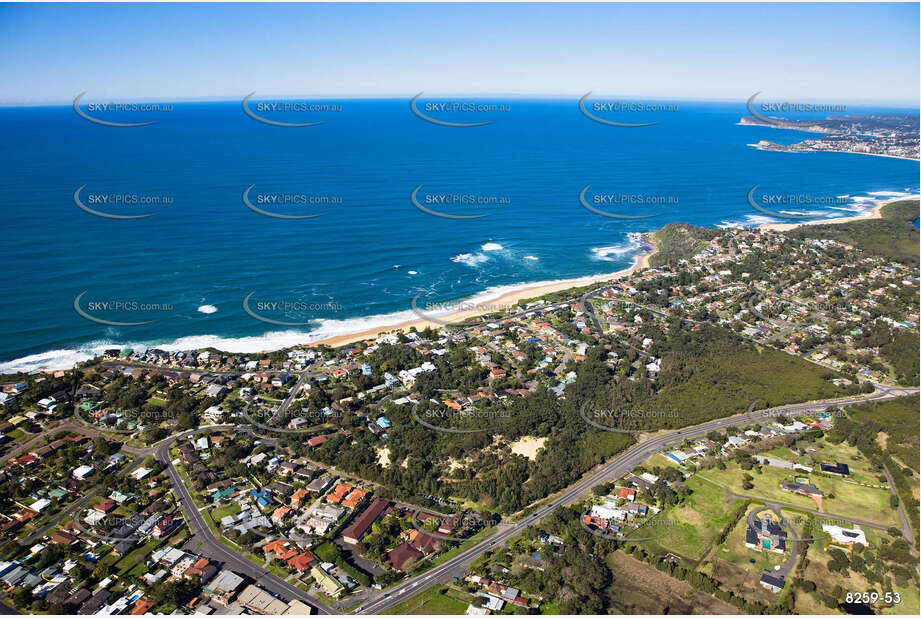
[210,502,241,522]
[605,550,738,614]
[382,584,470,615]
[645,475,738,561]
[713,504,788,574]
[698,462,898,527]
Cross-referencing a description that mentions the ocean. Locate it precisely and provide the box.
[0,98,917,372]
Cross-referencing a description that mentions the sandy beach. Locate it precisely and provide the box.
[308,235,659,348]
[758,194,920,232]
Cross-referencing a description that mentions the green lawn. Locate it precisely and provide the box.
[698,462,898,527]
[646,474,739,561]
[383,584,470,615]
[210,502,241,521]
[713,504,788,574]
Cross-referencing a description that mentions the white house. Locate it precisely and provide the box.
[73,465,94,480]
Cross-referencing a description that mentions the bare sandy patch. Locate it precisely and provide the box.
[507,436,547,460]
[876,431,889,450]
[376,446,391,468]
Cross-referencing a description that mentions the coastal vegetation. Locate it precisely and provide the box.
[282,320,848,516]
[649,223,719,268]
[828,395,920,536]
[783,200,920,266]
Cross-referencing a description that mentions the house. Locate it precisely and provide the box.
[822,524,867,551]
[302,517,332,535]
[286,552,316,573]
[306,476,334,493]
[262,540,298,562]
[307,434,329,448]
[326,484,353,504]
[310,565,345,597]
[780,481,824,497]
[50,531,77,546]
[759,571,785,593]
[409,530,442,554]
[237,584,289,615]
[820,462,850,477]
[313,504,345,522]
[745,517,786,553]
[270,481,295,497]
[249,488,273,508]
[131,598,156,614]
[290,487,310,509]
[438,515,459,535]
[386,542,423,571]
[203,569,245,605]
[183,558,218,583]
[93,499,117,514]
[341,488,368,508]
[73,465,94,480]
[271,506,293,522]
[153,516,177,538]
[205,384,226,398]
[342,499,391,544]
[78,589,110,615]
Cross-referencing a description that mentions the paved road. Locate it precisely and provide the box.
[269,370,312,424]
[0,421,146,464]
[356,385,917,614]
[15,427,151,546]
[713,478,903,540]
[153,426,336,615]
[881,463,915,547]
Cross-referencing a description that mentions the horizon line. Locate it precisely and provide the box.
[2,92,920,109]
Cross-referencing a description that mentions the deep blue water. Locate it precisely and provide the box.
[0,98,917,370]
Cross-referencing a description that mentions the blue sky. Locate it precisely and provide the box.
[1,2,918,106]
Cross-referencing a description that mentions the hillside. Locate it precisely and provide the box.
[649,223,719,268]
[783,199,920,266]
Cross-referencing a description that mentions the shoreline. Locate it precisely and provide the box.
[747,142,920,162]
[3,237,658,374]
[10,187,919,374]
[306,237,659,348]
[758,194,920,232]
